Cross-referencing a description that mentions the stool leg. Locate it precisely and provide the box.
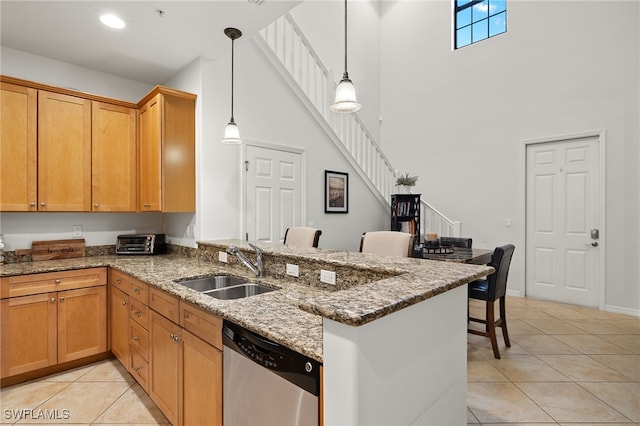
[500,296,511,348]
[487,300,500,359]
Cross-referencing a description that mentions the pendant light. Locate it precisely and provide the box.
[222,27,242,144]
[330,0,361,114]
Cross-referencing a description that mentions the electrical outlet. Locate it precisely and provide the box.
[286,263,299,277]
[320,269,336,285]
[218,251,228,263]
[72,225,82,237]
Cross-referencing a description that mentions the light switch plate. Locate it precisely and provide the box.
[72,225,82,237]
[320,269,336,285]
[286,263,299,277]
[218,251,228,263]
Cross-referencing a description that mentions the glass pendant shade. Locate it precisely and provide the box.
[223,119,241,144]
[330,75,361,113]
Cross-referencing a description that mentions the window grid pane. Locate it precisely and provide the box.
[454,0,506,49]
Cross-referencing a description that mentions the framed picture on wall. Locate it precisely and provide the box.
[325,170,349,213]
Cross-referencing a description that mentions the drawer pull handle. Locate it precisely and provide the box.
[134,366,141,372]
[170,333,182,342]
[133,287,140,294]
[143,203,151,208]
[115,278,122,284]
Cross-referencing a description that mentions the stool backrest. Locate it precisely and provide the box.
[487,244,516,300]
[283,227,322,248]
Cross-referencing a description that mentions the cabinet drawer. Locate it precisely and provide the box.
[129,279,149,305]
[129,320,149,361]
[149,288,179,323]
[110,269,130,294]
[129,348,149,391]
[129,299,149,329]
[1,267,107,299]
[180,302,222,350]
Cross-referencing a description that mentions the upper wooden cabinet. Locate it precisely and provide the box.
[38,90,92,211]
[0,77,196,213]
[138,88,196,212]
[92,102,137,211]
[0,82,37,211]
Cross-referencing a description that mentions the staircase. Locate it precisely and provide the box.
[255,13,459,238]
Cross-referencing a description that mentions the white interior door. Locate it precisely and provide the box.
[525,136,602,307]
[245,145,303,243]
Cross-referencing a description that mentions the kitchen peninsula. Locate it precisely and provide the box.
[1,240,492,425]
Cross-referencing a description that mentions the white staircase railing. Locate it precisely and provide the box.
[256,13,458,237]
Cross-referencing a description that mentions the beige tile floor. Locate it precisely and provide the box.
[468,296,640,425]
[1,296,638,425]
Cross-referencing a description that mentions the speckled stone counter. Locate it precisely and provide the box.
[0,239,493,363]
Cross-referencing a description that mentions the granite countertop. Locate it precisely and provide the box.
[0,240,494,362]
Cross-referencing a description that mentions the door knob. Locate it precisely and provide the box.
[588,241,599,247]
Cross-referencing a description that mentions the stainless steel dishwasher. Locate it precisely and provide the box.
[223,321,321,425]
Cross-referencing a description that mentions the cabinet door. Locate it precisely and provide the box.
[0,82,37,211]
[38,90,91,211]
[138,94,162,211]
[57,286,107,363]
[0,293,57,378]
[149,310,181,426]
[182,329,222,426]
[110,286,130,369]
[92,102,137,211]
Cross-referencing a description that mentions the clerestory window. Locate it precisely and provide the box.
[454,0,506,49]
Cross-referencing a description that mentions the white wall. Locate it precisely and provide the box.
[379,0,640,313]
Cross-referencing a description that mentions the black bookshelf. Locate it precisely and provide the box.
[390,193,421,246]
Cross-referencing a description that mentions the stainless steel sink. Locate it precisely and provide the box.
[203,283,276,300]
[175,274,247,292]
[175,274,276,300]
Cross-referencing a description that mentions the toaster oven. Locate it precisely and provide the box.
[116,234,166,255]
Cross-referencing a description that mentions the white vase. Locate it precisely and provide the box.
[396,185,412,194]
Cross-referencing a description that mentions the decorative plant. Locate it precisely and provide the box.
[396,172,418,187]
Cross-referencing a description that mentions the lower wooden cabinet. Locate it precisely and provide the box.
[110,286,130,369]
[0,268,108,380]
[149,310,182,425]
[57,286,107,363]
[110,269,223,426]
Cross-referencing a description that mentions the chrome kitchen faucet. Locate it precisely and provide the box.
[227,243,263,278]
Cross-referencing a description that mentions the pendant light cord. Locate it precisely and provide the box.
[230,38,235,122]
[343,0,348,79]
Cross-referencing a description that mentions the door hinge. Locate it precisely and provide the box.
[245,232,249,241]
[244,160,249,172]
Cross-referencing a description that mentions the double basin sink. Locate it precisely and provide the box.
[175,274,276,300]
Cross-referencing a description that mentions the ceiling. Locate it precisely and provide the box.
[1,1,300,84]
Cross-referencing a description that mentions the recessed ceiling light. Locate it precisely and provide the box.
[100,13,125,29]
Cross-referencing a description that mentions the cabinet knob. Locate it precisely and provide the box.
[133,287,140,294]
[169,333,181,342]
[55,279,61,284]
[60,296,65,302]
[50,297,56,303]
[30,202,36,207]
[94,203,99,208]
[40,202,46,206]
[122,301,127,306]
[134,366,141,372]
[133,336,140,342]
[134,310,140,317]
